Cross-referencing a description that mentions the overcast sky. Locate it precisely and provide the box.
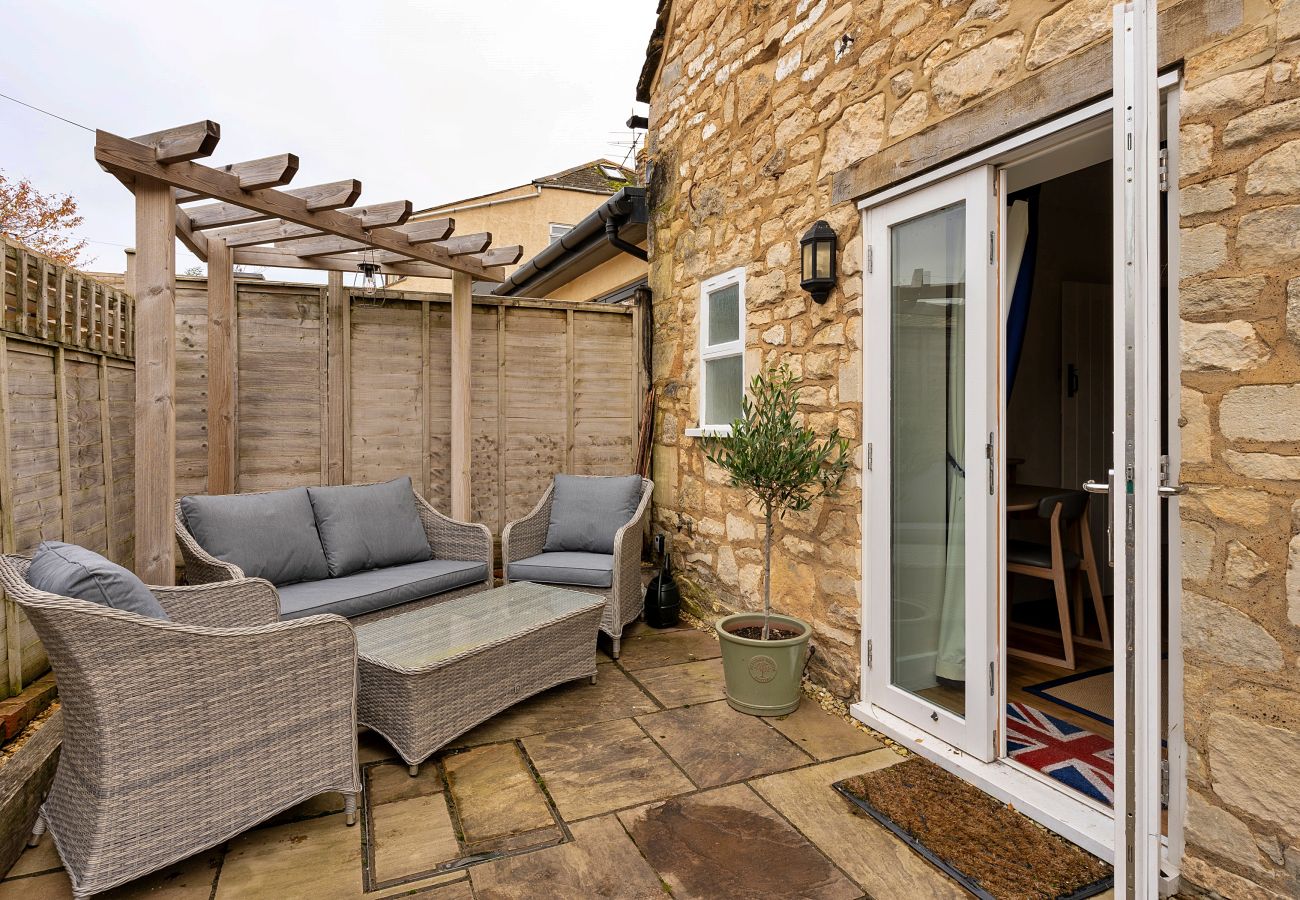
[0,0,655,282]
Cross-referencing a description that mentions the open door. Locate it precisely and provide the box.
[1109,2,1165,895]
[863,166,998,762]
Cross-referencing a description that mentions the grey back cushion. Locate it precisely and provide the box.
[27,541,169,620]
[181,487,329,586]
[307,477,433,578]
[543,474,644,554]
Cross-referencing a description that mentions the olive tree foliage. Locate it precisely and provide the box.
[704,364,851,639]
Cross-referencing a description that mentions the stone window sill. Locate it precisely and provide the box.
[684,425,733,438]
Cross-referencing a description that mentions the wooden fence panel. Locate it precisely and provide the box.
[237,285,325,492]
[172,280,640,544]
[0,238,135,697]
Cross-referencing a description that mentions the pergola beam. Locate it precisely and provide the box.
[209,215,453,251]
[95,129,502,280]
[174,153,299,201]
[230,246,477,279]
[474,245,523,266]
[185,179,363,230]
[131,120,221,164]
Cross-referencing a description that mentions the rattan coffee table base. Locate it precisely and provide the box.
[355,582,606,772]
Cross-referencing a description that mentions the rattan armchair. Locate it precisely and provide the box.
[502,477,652,658]
[0,555,359,900]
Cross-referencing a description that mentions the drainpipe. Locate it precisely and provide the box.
[606,217,648,261]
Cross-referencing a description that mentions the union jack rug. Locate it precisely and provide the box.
[1006,702,1114,807]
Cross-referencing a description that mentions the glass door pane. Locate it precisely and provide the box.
[889,203,967,718]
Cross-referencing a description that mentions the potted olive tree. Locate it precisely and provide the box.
[704,364,850,716]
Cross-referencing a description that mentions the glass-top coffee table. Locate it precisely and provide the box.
[354,581,605,774]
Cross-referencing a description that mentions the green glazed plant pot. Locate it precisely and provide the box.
[716,612,812,716]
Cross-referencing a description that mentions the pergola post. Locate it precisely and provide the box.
[133,177,177,584]
[450,271,472,520]
[207,236,237,495]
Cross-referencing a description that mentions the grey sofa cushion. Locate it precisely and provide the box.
[276,558,487,620]
[306,477,433,578]
[542,474,643,554]
[181,488,329,586]
[507,552,614,588]
[27,541,169,620]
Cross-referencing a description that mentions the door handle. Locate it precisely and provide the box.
[1158,484,1187,497]
[1082,470,1115,567]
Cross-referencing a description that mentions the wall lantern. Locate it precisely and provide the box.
[799,220,837,304]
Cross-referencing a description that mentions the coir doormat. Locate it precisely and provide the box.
[833,757,1111,900]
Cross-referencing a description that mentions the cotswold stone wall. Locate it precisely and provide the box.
[1176,6,1300,897]
[642,2,1300,894]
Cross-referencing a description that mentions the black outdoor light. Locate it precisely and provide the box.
[800,220,837,304]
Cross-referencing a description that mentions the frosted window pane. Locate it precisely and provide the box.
[705,355,744,426]
[707,284,740,345]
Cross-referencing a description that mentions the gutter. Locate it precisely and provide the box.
[494,186,648,296]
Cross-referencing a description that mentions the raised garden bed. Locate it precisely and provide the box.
[0,677,61,878]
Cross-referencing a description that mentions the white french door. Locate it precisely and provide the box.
[863,166,998,761]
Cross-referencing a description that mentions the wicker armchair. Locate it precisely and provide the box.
[502,477,652,658]
[0,555,359,900]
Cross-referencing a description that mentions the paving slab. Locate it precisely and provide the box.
[749,749,967,899]
[637,699,811,787]
[630,657,725,707]
[469,815,665,899]
[369,794,461,885]
[451,663,658,746]
[616,626,721,671]
[262,791,348,828]
[522,717,694,820]
[0,848,219,899]
[619,783,862,900]
[767,702,884,761]
[443,743,554,844]
[366,760,444,805]
[215,812,364,899]
[359,727,399,763]
[3,831,61,878]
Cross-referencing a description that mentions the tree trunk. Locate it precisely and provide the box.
[762,507,773,640]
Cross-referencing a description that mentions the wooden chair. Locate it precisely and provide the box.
[1006,490,1108,670]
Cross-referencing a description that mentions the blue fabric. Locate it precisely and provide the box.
[1005,186,1040,396]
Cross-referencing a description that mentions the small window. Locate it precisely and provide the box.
[600,164,626,180]
[692,268,746,435]
[549,223,573,244]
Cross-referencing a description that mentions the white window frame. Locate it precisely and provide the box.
[686,266,746,437]
[548,223,573,243]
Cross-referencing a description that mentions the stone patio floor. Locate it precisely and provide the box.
[0,621,1106,899]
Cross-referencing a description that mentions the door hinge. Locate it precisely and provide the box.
[989,661,995,697]
[867,639,873,669]
[1157,148,1169,193]
[985,432,995,496]
[867,442,873,471]
[867,244,873,274]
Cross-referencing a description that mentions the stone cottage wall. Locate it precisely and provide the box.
[642,1,1300,894]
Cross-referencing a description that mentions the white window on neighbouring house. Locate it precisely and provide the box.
[690,267,746,436]
[549,223,573,244]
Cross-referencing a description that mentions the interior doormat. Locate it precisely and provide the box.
[834,757,1111,900]
[1024,659,1167,734]
[1006,702,1114,807]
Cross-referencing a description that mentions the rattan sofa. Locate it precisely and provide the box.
[0,555,359,900]
[175,478,493,624]
[502,476,652,658]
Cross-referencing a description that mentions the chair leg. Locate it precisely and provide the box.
[1053,568,1076,671]
[408,764,419,778]
[28,810,46,847]
[611,636,621,659]
[344,793,357,827]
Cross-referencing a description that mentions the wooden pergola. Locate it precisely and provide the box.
[94,120,522,583]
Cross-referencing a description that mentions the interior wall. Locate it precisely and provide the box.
[1006,162,1112,488]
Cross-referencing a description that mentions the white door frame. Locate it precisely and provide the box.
[851,71,1183,881]
[861,166,998,762]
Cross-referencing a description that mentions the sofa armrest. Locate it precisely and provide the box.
[174,502,244,584]
[502,483,554,571]
[151,577,281,628]
[413,493,493,572]
[611,479,653,607]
